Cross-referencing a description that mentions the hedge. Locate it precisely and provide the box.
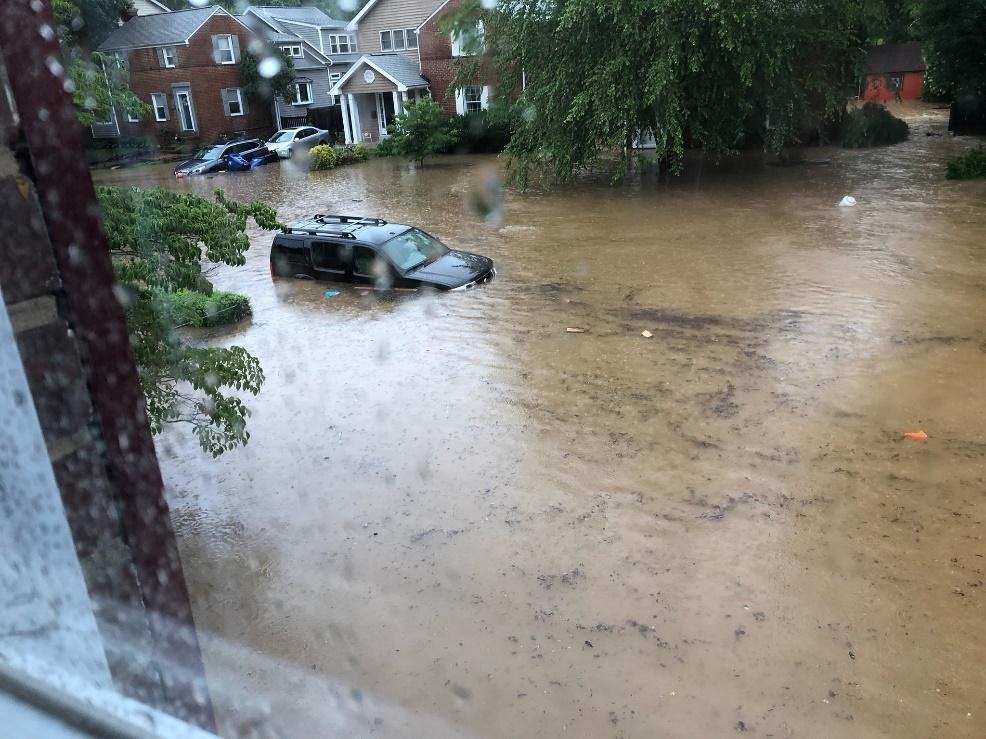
[169,289,252,327]
[310,144,337,170]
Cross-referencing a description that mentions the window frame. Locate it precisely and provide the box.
[282,44,303,59]
[405,28,418,49]
[293,80,313,106]
[379,30,392,51]
[161,45,177,68]
[328,34,352,54]
[151,93,168,122]
[214,34,235,65]
[463,85,483,113]
[224,87,244,117]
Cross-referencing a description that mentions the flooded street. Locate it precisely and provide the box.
[95,107,986,738]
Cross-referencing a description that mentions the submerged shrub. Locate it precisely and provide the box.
[169,289,252,327]
[841,102,909,148]
[945,146,986,180]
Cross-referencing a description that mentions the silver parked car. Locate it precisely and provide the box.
[266,126,330,158]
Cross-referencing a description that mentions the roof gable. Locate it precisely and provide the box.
[329,53,428,94]
[97,5,249,51]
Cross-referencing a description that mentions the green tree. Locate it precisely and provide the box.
[917,0,986,98]
[55,0,149,126]
[98,187,285,456]
[451,0,871,185]
[240,47,297,103]
[389,98,458,165]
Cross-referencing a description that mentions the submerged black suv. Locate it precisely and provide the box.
[269,215,496,291]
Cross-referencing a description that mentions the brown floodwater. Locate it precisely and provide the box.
[95,106,986,738]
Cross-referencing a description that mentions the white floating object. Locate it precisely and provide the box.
[839,195,857,207]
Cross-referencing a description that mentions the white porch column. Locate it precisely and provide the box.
[392,90,402,117]
[339,93,353,145]
[348,94,362,142]
[400,90,409,108]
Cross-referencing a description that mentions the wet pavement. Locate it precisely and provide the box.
[95,106,986,738]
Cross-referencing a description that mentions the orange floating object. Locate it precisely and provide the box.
[903,430,928,440]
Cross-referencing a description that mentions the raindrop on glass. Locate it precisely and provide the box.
[258,56,282,79]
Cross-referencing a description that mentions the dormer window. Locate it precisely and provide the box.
[282,44,303,58]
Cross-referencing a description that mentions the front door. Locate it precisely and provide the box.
[174,89,196,132]
[375,92,396,137]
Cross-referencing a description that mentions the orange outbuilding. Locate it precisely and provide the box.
[862,42,925,102]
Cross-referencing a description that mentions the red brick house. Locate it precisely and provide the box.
[417,0,495,116]
[862,42,925,102]
[96,5,271,144]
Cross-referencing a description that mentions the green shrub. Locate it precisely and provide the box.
[945,146,986,180]
[169,289,252,327]
[841,102,909,148]
[374,135,401,156]
[336,145,370,165]
[310,144,337,170]
[444,105,519,154]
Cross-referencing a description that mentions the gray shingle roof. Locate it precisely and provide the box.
[327,52,361,64]
[98,6,218,51]
[865,42,925,74]
[365,53,428,88]
[245,5,345,30]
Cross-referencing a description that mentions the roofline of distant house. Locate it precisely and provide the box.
[100,5,253,51]
[145,0,171,11]
[346,0,381,30]
[416,0,452,32]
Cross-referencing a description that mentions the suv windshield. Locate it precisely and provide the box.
[194,145,227,160]
[381,228,449,272]
[268,130,294,143]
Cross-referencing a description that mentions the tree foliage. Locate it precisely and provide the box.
[917,0,986,98]
[240,47,297,103]
[98,187,285,456]
[54,0,149,126]
[448,0,876,185]
[389,98,458,165]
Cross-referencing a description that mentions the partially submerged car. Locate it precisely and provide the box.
[270,215,496,291]
[266,126,330,158]
[173,138,277,177]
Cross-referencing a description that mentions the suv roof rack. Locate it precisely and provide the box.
[312,214,388,227]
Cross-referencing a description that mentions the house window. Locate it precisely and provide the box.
[293,80,313,105]
[379,28,417,52]
[127,109,141,123]
[282,45,303,59]
[463,85,483,113]
[451,20,484,57]
[151,93,169,122]
[329,72,341,81]
[222,87,244,117]
[329,34,353,54]
[213,34,235,64]
[160,45,176,68]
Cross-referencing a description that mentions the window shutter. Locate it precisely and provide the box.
[240,91,248,115]
[221,88,231,117]
[480,85,490,110]
[450,32,460,57]
[156,47,166,67]
[211,35,221,64]
[231,35,241,63]
[454,88,465,115]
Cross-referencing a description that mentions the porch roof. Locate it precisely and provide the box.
[328,53,428,95]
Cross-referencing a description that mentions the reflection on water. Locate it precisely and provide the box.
[99,106,986,738]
